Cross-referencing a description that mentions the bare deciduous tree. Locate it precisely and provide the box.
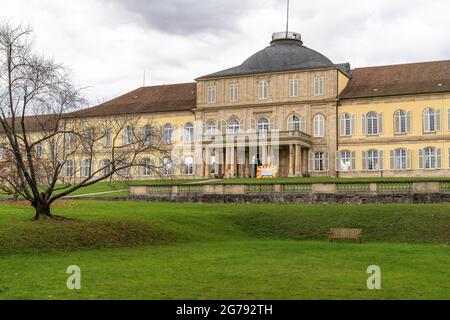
[0,22,169,220]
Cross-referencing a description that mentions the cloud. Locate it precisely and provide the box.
[106,0,262,35]
[1,0,450,106]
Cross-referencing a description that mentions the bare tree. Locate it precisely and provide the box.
[0,22,169,220]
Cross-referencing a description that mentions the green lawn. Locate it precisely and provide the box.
[1,202,450,300]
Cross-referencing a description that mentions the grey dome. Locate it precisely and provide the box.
[197,32,342,80]
[241,39,334,72]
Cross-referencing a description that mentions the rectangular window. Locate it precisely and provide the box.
[363,150,384,171]
[140,158,152,176]
[309,152,329,172]
[104,129,111,147]
[314,77,324,96]
[65,160,75,177]
[101,159,111,177]
[207,85,217,104]
[289,79,298,97]
[80,160,93,178]
[390,149,410,171]
[123,126,133,145]
[447,108,450,131]
[336,151,355,172]
[229,84,239,102]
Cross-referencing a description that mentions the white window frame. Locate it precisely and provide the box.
[80,159,93,178]
[35,143,44,157]
[423,108,441,133]
[104,128,112,147]
[257,117,270,133]
[340,113,355,137]
[183,156,195,175]
[391,148,410,171]
[65,160,75,177]
[101,159,112,177]
[162,157,173,176]
[394,110,410,134]
[313,114,325,138]
[229,83,239,102]
[142,125,152,145]
[206,121,217,136]
[363,150,384,171]
[336,150,355,172]
[309,152,329,172]
[314,77,324,96]
[123,125,134,145]
[140,158,153,177]
[421,147,440,170]
[367,112,379,135]
[183,123,195,144]
[289,79,299,97]
[207,85,217,104]
[163,124,174,145]
[258,80,269,100]
[288,115,301,132]
[227,119,240,134]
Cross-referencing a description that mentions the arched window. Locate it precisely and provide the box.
[206,121,217,135]
[258,80,268,100]
[162,157,173,176]
[257,117,269,133]
[423,108,441,133]
[35,143,44,157]
[183,156,194,175]
[340,113,352,136]
[163,124,174,144]
[183,123,194,143]
[227,119,240,134]
[313,114,325,137]
[368,150,379,171]
[123,125,134,145]
[288,115,301,132]
[367,112,379,135]
[143,125,152,145]
[394,110,407,134]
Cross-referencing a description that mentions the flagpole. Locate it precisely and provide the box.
[286,0,290,37]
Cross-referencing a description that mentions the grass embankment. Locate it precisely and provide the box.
[1,202,450,299]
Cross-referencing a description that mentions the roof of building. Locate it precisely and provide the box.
[71,82,197,118]
[197,32,349,80]
[339,60,450,99]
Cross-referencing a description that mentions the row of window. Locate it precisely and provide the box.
[340,108,450,137]
[63,156,195,178]
[206,77,325,103]
[310,147,449,172]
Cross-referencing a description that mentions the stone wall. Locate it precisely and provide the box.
[130,193,450,204]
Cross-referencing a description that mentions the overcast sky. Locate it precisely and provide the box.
[4,0,450,105]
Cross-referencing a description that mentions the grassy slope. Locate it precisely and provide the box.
[1,202,450,299]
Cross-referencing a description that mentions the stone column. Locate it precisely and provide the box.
[289,144,295,177]
[230,146,236,177]
[205,148,211,178]
[295,145,302,177]
[267,145,272,165]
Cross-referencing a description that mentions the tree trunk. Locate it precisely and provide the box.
[33,201,53,220]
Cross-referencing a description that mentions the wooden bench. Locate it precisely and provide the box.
[329,228,363,244]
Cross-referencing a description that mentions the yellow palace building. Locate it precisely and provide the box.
[40,31,450,179]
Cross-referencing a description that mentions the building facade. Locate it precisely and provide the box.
[4,31,449,180]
